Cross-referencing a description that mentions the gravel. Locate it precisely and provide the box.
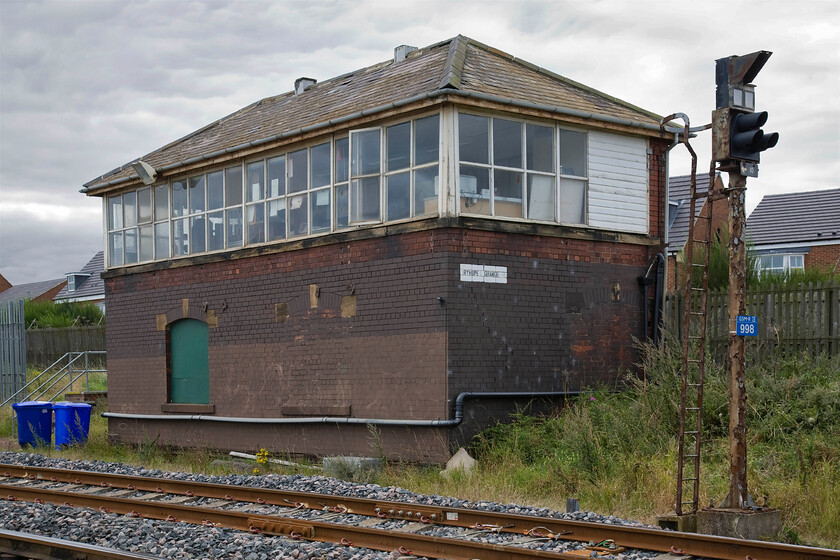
[0,451,661,559]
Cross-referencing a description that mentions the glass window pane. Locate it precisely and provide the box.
[414,167,438,217]
[247,161,265,203]
[267,156,286,198]
[124,229,138,264]
[386,122,411,172]
[493,119,522,169]
[138,188,152,224]
[527,174,555,221]
[154,185,168,221]
[334,138,349,183]
[225,166,242,207]
[386,172,410,221]
[109,232,123,266]
[334,184,349,229]
[108,195,123,231]
[494,169,523,218]
[139,224,153,261]
[207,211,224,251]
[459,113,489,164]
[188,176,205,214]
[559,178,586,224]
[459,164,490,215]
[247,203,265,244]
[226,207,243,248]
[172,180,188,217]
[173,217,188,256]
[154,221,169,259]
[189,215,205,254]
[311,188,331,233]
[123,191,137,227]
[527,124,554,172]
[289,149,308,193]
[350,177,380,223]
[267,199,287,241]
[351,130,380,176]
[288,193,308,236]
[207,171,224,210]
[311,143,331,188]
[414,114,439,166]
[789,255,804,269]
[559,130,586,177]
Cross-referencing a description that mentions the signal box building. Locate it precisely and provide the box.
[83,37,671,462]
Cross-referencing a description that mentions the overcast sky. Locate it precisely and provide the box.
[1,0,838,286]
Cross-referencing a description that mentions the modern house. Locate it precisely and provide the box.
[746,188,840,277]
[81,36,673,461]
[0,278,67,307]
[53,252,106,311]
[665,173,727,291]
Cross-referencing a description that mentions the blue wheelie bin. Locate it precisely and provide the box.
[53,402,93,448]
[11,401,53,448]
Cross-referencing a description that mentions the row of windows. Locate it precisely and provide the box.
[106,111,594,268]
[107,115,439,266]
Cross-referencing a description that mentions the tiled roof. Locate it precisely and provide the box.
[54,251,105,301]
[746,188,840,247]
[83,35,666,193]
[667,173,717,253]
[0,279,66,305]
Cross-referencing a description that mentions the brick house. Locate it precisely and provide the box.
[665,173,728,291]
[82,36,672,462]
[746,188,840,276]
[0,278,67,306]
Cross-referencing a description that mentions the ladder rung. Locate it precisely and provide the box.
[686,407,700,411]
[684,431,699,434]
[684,454,698,458]
[690,287,705,292]
[690,310,705,315]
[688,383,702,387]
[681,477,698,482]
[681,501,697,505]
[690,262,707,267]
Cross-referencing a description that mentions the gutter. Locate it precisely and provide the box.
[101,391,584,428]
[82,89,681,194]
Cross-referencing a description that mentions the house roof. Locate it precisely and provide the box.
[83,35,668,194]
[667,173,718,253]
[0,279,66,306]
[54,251,105,302]
[746,188,840,247]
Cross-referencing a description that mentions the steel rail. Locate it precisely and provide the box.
[0,528,163,560]
[0,483,591,560]
[2,464,838,560]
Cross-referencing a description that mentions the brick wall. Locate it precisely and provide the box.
[806,244,840,274]
[105,223,657,461]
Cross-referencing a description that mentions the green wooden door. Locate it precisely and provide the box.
[170,319,209,404]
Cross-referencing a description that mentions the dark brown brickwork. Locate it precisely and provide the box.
[106,221,661,461]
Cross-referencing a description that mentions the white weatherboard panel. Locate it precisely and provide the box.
[588,131,648,233]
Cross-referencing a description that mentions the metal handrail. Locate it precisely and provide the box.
[0,351,106,406]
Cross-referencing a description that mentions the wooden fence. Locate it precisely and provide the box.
[25,326,106,368]
[664,281,840,363]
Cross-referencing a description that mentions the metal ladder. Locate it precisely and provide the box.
[676,166,718,517]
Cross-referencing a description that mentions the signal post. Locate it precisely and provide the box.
[697,51,781,539]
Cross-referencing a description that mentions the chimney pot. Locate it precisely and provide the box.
[295,77,316,95]
[394,45,418,64]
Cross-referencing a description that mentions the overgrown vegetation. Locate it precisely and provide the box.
[23,299,104,329]
[683,225,839,291]
[379,339,839,549]
[1,340,837,548]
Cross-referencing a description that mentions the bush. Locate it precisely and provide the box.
[23,300,104,329]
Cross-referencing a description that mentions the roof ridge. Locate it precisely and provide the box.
[463,36,664,123]
[439,35,468,90]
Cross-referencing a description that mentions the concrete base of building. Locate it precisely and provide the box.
[655,512,697,533]
[696,508,781,540]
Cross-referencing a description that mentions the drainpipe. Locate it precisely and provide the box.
[101,391,584,427]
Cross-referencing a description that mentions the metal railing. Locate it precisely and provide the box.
[0,351,106,407]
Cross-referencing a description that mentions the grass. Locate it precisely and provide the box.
[0,341,837,549]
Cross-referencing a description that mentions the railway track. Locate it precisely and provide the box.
[1,463,837,560]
